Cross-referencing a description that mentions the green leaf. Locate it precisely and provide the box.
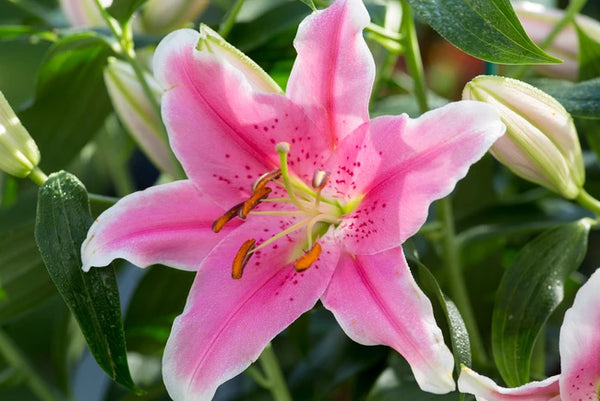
[34,171,139,392]
[533,77,600,119]
[0,223,55,323]
[414,262,471,373]
[577,24,600,81]
[491,219,590,386]
[404,0,560,64]
[125,266,194,355]
[107,0,149,24]
[19,33,114,172]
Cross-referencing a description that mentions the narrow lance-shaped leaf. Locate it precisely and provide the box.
[414,261,472,374]
[491,219,590,387]
[35,171,139,392]
[577,23,600,81]
[404,0,560,64]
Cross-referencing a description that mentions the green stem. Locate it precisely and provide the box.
[438,197,489,367]
[400,0,428,114]
[28,166,48,186]
[0,329,61,401]
[219,0,246,38]
[575,188,600,216]
[258,344,292,401]
[513,0,588,79]
[400,0,489,367]
[93,0,185,179]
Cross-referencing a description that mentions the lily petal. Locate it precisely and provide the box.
[81,180,237,272]
[320,247,455,394]
[154,29,331,204]
[163,217,339,401]
[559,268,600,401]
[458,366,561,401]
[334,101,504,254]
[287,0,375,147]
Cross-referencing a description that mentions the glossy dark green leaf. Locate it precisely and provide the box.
[405,0,559,64]
[35,171,139,392]
[19,33,114,172]
[533,77,600,119]
[0,223,55,323]
[492,219,590,386]
[107,0,149,24]
[577,24,600,81]
[414,262,471,373]
[125,266,194,355]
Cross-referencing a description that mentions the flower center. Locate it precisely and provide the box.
[212,142,347,279]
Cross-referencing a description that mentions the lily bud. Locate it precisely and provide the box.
[513,1,600,80]
[463,75,584,199]
[103,57,177,176]
[59,0,113,28]
[194,24,283,94]
[140,0,209,34]
[0,92,41,178]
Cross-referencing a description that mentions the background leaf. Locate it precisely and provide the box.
[491,219,590,386]
[19,33,114,173]
[107,0,149,25]
[577,24,600,81]
[405,0,559,64]
[533,77,600,119]
[34,171,139,392]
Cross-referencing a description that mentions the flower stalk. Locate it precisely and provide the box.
[400,0,489,367]
[257,343,293,401]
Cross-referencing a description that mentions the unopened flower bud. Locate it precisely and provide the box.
[0,92,41,178]
[140,0,209,34]
[513,1,600,80]
[104,57,177,176]
[59,0,113,28]
[463,75,584,199]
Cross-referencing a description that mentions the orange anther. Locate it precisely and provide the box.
[294,242,322,271]
[239,186,272,219]
[232,238,256,279]
[252,168,281,192]
[212,202,245,233]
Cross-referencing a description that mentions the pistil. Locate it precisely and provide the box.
[212,142,347,280]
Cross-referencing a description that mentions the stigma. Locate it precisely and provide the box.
[212,142,344,279]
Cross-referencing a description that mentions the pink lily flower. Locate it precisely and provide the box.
[458,265,600,401]
[81,0,504,399]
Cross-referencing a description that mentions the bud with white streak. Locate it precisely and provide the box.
[59,0,113,28]
[140,0,209,34]
[0,92,41,178]
[513,1,600,81]
[463,75,584,199]
[104,57,177,176]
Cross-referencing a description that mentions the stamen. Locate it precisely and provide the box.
[239,186,272,219]
[232,238,256,279]
[212,202,245,233]
[312,169,331,190]
[252,168,281,192]
[276,142,302,207]
[294,242,322,271]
